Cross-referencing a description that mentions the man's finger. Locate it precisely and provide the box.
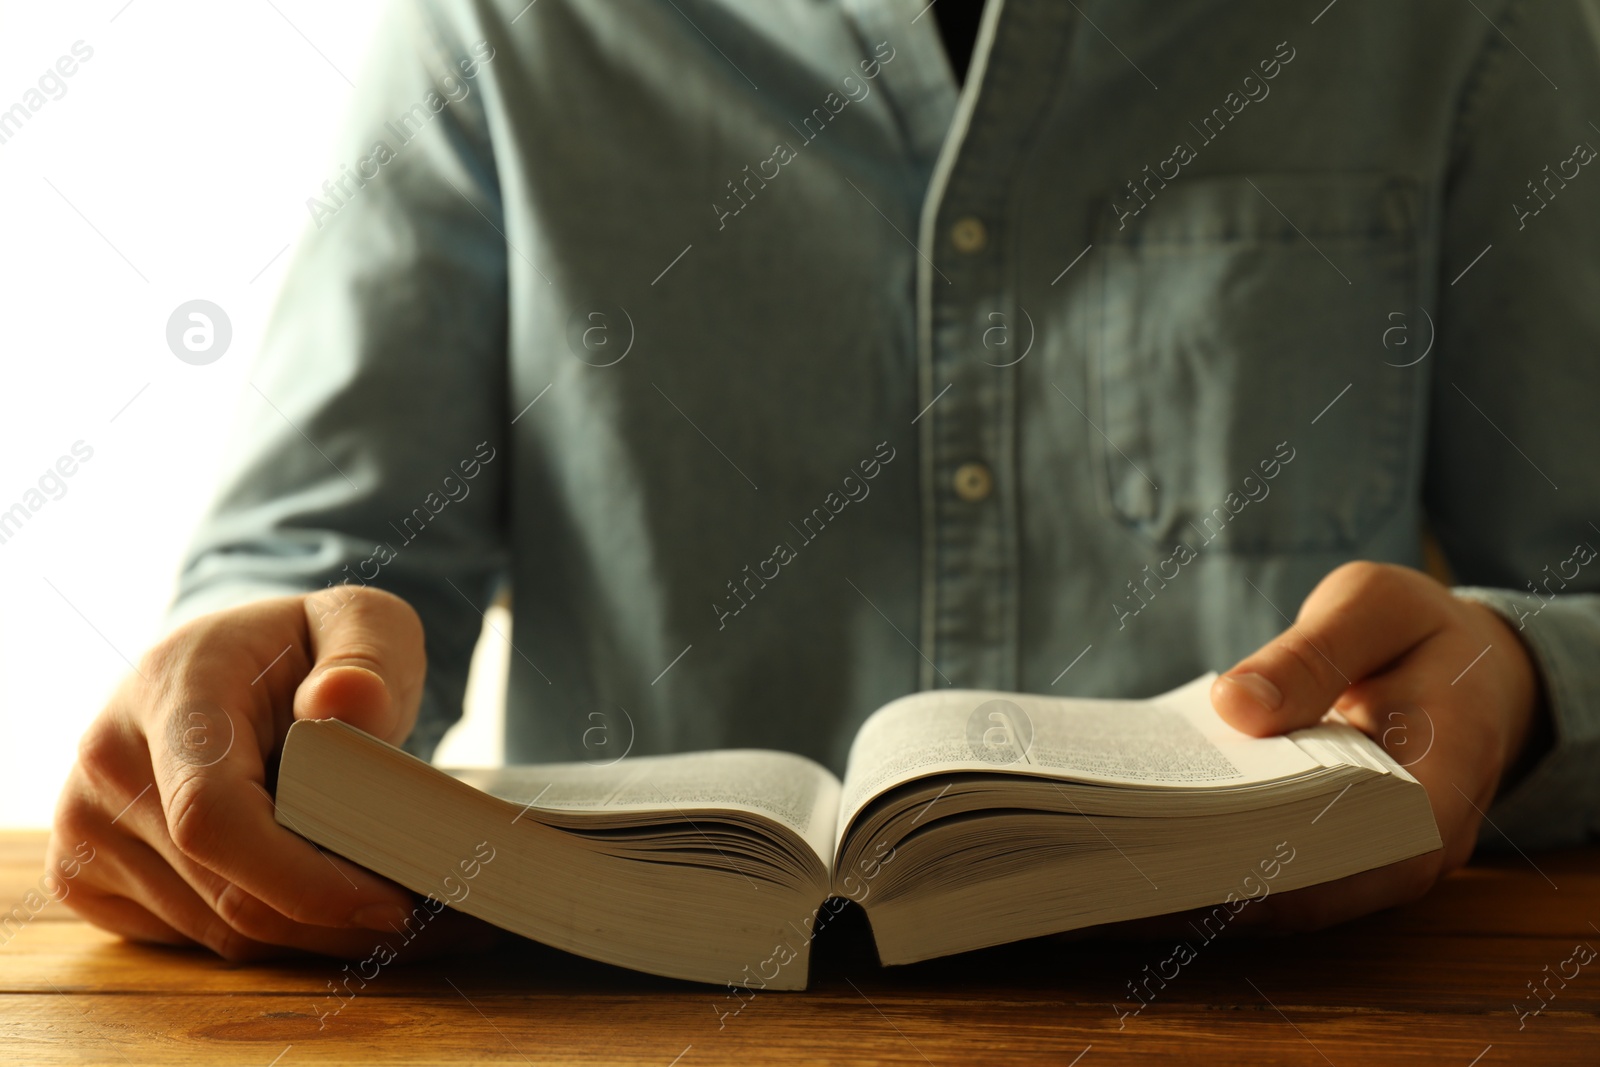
[155,733,417,931]
[112,764,417,945]
[1244,850,1443,934]
[295,586,426,745]
[133,618,421,931]
[1211,562,1447,736]
[58,884,197,949]
[86,825,280,962]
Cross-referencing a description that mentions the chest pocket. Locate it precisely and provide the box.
[1089,172,1422,554]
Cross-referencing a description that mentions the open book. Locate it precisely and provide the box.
[274,674,1441,990]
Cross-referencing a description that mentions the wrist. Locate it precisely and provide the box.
[1467,599,1551,798]
[1500,693,1555,798]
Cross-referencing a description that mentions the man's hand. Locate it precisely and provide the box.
[47,586,478,961]
[1209,561,1544,932]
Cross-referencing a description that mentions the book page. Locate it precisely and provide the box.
[450,749,841,864]
[838,673,1320,830]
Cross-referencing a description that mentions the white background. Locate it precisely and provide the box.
[0,0,505,829]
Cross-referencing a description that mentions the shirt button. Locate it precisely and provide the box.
[952,461,993,502]
[950,216,987,254]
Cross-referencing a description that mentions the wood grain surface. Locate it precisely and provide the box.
[1,831,1595,1065]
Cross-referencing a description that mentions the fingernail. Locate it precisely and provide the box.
[1225,672,1283,712]
[351,902,417,931]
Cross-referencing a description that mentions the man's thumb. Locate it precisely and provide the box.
[293,587,426,745]
[1210,562,1441,738]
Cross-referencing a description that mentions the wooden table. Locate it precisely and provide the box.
[2,831,1596,1065]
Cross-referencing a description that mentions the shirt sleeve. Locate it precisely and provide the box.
[168,0,508,760]
[1428,0,1600,849]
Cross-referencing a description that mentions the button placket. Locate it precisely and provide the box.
[913,0,1076,694]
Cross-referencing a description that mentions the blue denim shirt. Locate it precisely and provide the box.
[173,0,1600,849]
